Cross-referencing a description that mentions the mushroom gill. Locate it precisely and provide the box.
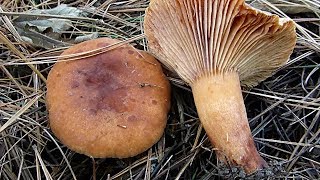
[144,0,296,174]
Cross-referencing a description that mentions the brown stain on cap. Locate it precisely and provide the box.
[128,50,135,55]
[80,55,129,114]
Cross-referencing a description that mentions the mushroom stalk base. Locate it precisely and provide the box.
[191,72,267,174]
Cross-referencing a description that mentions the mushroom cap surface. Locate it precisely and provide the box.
[46,38,170,158]
[144,0,296,86]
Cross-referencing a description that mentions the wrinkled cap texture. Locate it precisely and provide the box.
[46,38,171,158]
[144,0,296,86]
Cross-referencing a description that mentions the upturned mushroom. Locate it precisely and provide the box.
[144,0,296,173]
[46,38,170,158]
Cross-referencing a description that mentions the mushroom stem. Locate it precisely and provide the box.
[191,72,267,173]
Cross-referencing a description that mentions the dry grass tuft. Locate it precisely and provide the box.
[0,0,319,179]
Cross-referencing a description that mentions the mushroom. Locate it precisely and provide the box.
[144,0,296,173]
[46,38,171,158]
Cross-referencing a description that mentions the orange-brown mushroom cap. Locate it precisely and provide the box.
[46,38,170,158]
[144,0,296,86]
